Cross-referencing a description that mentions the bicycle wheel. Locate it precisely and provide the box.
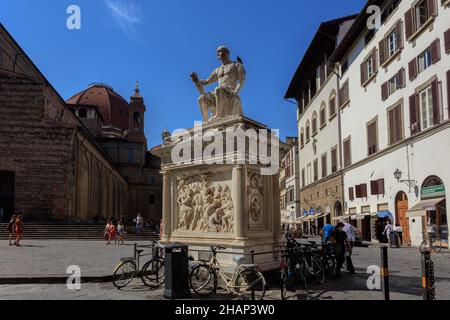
[280,269,293,300]
[190,264,215,296]
[312,258,325,284]
[112,260,136,289]
[141,259,165,288]
[234,269,266,300]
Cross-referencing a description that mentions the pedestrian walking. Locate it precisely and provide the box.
[14,215,24,246]
[5,214,16,246]
[103,219,112,243]
[135,213,143,235]
[383,220,396,248]
[321,219,335,254]
[342,221,356,273]
[107,221,117,245]
[394,224,404,246]
[334,222,354,276]
[116,221,125,245]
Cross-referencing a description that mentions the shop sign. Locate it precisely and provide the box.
[422,185,445,199]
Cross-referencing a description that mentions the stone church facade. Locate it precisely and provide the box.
[0,23,162,223]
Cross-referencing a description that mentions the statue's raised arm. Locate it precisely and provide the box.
[191,45,245,122]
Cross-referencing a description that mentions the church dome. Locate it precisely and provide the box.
[67,83,129,129]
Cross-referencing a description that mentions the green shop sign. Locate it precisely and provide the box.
[422,185,445,198]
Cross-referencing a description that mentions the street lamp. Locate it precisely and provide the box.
[394,169,418,193]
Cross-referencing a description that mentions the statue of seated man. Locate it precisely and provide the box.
[191,46,245,122]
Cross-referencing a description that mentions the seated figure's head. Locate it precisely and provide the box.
[217,45,230,61]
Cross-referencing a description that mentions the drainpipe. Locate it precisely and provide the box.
[329,63,345,212]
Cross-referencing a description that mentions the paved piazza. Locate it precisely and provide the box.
[0,240,449,300]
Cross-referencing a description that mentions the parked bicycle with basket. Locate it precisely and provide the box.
[189,246,267,300]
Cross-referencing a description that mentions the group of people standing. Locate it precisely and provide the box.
[383,221,404,248]
[5,215,24,246]
[321,220,356,276]
[104,218,125,245]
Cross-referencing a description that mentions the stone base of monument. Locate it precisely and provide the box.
[153,115,282,271]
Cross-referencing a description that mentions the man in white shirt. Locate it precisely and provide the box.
[136,213,143,235]
[394,224,404,246]
[343,222,355,247]
[384,221,396,247]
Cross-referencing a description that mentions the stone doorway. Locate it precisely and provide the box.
[0,171,15,222]
[395,192,411,246]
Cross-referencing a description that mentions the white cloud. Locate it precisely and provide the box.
[103,0,142,40]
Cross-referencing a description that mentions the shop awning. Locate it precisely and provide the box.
[407,198,445,218]
[377,211,394,219]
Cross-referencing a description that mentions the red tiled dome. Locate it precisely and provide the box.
[67,84,129,129]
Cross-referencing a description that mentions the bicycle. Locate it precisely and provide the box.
[420,235,442,254]
[112,242,165,289]
[140,240,166,288]
[189,246,266,300]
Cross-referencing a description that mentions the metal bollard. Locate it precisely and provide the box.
[381,246,390,301]
[421,251,436,300]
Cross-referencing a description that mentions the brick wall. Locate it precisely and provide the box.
[0,75,77,220]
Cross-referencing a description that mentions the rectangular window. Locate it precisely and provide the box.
[340,80,350,107]
[418,48,432,73]
[388,30,398,57]
[367,58,373,79]
[329,96,336,118]
[301,169,306,188]
[416,0,429,29]
[388,104,403,145]
[367,120,378,156]
[321,153,327,179]
[349,187,354,201]
[419,85,434,130]
[307,164,312,185]
[128,149,134,163]
[388,73,401,95]
[313,159,318,182]
[331,147,338,173]
[343,138,352,167]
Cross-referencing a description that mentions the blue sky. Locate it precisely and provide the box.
[0,0,365,148]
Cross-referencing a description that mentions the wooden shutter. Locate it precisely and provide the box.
[331,148,337,173]
[382,82,389,101]
[344,139,351,167]
[409,94,420,134]
[399,68,406,88]
[378,179,385,195]
[409,58,417,81]
[349,187,354,201]
[371,181,379,195]
[367,122,377,155]
[427,0,437,16]
[361,62,367,85]
[405,8,414,40]
[361,184,368,198]
[321,155,327,178]
[355,185,362,198]
[430,39,441,64]
[379,39,386,66]
[389,109,395,145]
[372,49,378,73]
[396,20,404,49]
[447,70,450,119]
[445,29,450,53]
[431,79,440,124]
[394,105,403,142]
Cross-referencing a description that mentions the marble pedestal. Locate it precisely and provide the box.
[152,116,281,271]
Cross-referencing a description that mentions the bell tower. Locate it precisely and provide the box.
[128,81,147,143]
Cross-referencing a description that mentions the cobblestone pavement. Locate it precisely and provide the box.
[0,240,449,300]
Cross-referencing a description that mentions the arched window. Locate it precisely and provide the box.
[312,112,318,135]
[329,90,337,118]
[306,121,310,142]
[300,128,305,148]
[320,103,327,128]
[133,112,141,128]
[79,108,87,118]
